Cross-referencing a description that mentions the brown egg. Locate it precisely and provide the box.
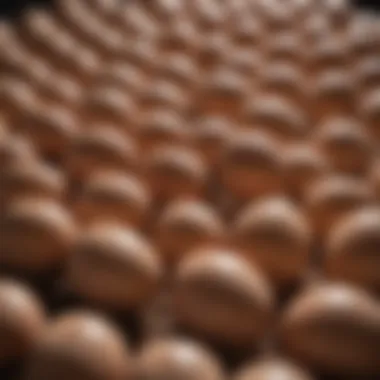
[280,283,380,375]
[222,130,284,200]
[0,279,46,365]
[356,57,380,94]
[147,0,185,23]
[0,160,65,207]
[194,117,231,167]
[283,143,330,200]
[84,86,137,131]
[0,134,37,170]
[312,69,356,121]
[244,95,308,141]
[360,89,380,142]
[75,170,150,226]
[371,160,380,200]
[350,24,377,62]
[156,199,224,265]
[199,69,248,120]
[67,223,162,311]
[139,80,190,116]
[197,32,230,71]
[135,337,224,380]
[192,1,226,32]
[173,247,274,347]
[0,117,8,142]
[25,311,130,380]
[0,198,75,273]
[96,62,145,95]
[305,175,374,238]
[145,145,207,201]
[232,197,312,287]
[138,109,191,154]
[232,18,263,48]
[155,54,200,91]
[266,34,304,66]
[311,39,349,75]
[67,126,138,182]
[234,358,314,380]
[225,49,262,82]
[323,0,351,31]
[326,207,380,293]
[314,117,373,175]
[259,62,308,108]
[23,105,79,162]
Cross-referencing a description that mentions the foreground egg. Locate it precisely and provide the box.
[0,198,75,273]
[326,207,380,293]
[283,143,329,200]
[173,247,274,347]
[232,197,312,287]
[25,311,130,380]
[145,145,207,202]
[0,279,46,365]
[234,358,314,380]
[156,199,224,265]
[67,223,162,311]
[305,175,374,238]
[0,160,64,207]
[67,126,138,182]
[138,109,191,154]
[75,170,150,226]
[222,130,284,200]
[135,338,224,380]
[314,117,373,175]
[280,283,380,375]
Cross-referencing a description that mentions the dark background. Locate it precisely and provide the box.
[0,0,379,18]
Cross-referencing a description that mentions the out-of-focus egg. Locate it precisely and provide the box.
[25,311,130,380]
[232,197,312,287]
[234,358,314,380]
[280,282,380,375]
[314,117,373,175]
[360,89,380,142]
[67,223,162,311]
[222,130,284,200]
[156,198,224,265]
[145,145,207,201]
[1,198,75,273]
[326,207,380,293]
[135,337,224,380]
[75,170,150,226]
[67,126,138,182]
[173,247,274,347]
[0,279,46,365]
[305,175,374,238]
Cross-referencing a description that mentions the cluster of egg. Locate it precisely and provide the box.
[1,0,380,379]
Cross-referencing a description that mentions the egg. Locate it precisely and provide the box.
[305,175,374,238]
[173,247,274,347]
[156,199,224,265]
[0,160,65,207]
[25,311,130,380]
[0,198,75,273]
[138,109,191,154]
[360,89,380,142]
[145,145,207,202]
[232,197,312,287]
[135,338,224,380]
[326,207,380,293]
[66,126,138,182]
[234,358,314,380]
[356,57,380,94]
[222,130,284,200]
[314,117,373,175]
[66,223,162,311]
[280,283,380,375]
[283,143,330,200]
[75,170,150,226]
[0,279,46,365]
